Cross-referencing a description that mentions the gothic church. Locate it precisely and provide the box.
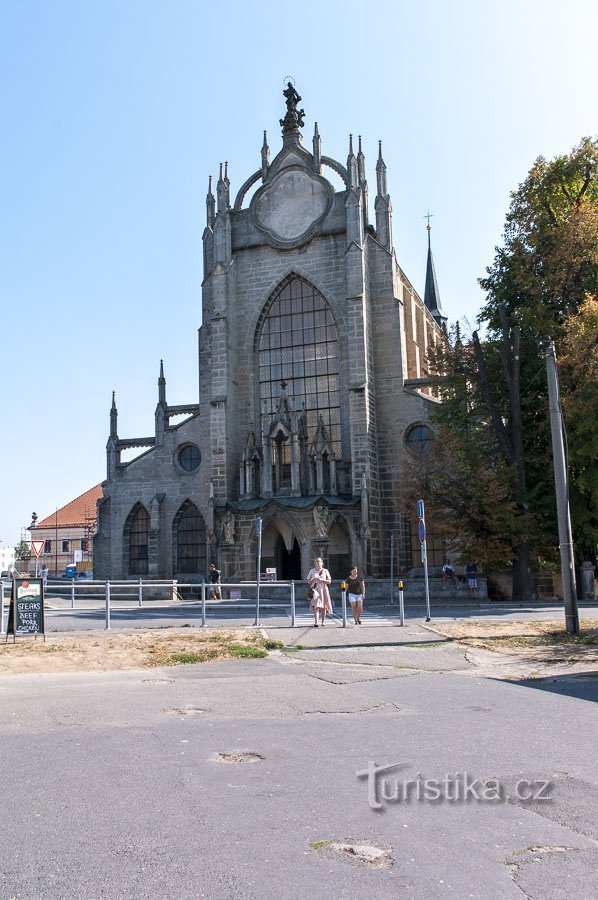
[94,85,446,582]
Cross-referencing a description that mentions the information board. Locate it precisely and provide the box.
[6,578,45,642]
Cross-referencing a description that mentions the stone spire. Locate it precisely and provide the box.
[312,121,321,172]
[158,359,166,406]
[110,391,118,439]
[423,220,447,328]
[357,135,369,228]
[375,140,393,251]
[206,175,215,228]
[216,163,230,213]
[375,140,387,197]
[347,134,359,189]
[261,131,270,180]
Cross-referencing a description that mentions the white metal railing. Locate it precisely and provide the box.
[2,579,298,632]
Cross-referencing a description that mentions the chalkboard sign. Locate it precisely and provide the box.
[6,578,45,642]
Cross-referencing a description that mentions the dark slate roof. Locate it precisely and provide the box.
[423,231,446,323]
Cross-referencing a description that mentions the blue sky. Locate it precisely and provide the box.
[1,0,596,547]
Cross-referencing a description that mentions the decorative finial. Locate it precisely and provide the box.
[208,175,213,193]
[349,134,354,155]
[358,135,363,154]
[378,140,383,160]
[280,80,305,136]
[224,161,229,181]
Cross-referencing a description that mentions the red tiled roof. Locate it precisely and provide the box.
[32,484,103,530]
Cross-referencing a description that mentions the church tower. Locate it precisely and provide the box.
[94,84,445,582]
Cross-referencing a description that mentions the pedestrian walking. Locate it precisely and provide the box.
[209,563,222,600]
[465,561,478,599]
[306,557,332,627]
[346,565,365,624]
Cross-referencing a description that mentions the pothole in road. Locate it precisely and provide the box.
[163,706,206,716]
[309,839,394,868]
[215,751,264,764]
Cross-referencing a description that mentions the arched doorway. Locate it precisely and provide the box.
[275,534,302,580]
[261,518,302,580]
[328,520,351,578]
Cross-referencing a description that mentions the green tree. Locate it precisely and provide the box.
[416,139,598,596]
[559,295,598,560]
[14,540,31,562]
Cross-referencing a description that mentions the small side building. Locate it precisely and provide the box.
[29,484,102,576]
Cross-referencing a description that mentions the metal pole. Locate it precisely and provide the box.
[0,582,5,635]
[71,579,75,609]
[398,580,405,626]
[290,580,296,627]
[105,581,111,630]
[390,533,394,604]
[341,581,348,628]
[545,342,579,635]
[201,582,206,627]
[138,578,143,607]
[254,516,262,627]
[423,548,431,622]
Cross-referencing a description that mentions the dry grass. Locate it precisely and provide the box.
[0,628,276,676]
[427,619,598,664]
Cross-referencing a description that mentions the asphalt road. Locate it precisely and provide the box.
[16,599,598,632]
[0,635,597,898]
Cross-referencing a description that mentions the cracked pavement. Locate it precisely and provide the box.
[0,624,597,898]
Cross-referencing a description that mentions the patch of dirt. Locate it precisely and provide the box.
[0,629,274,676]
[425,619,598,665]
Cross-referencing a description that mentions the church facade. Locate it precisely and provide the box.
[94,85,446,583]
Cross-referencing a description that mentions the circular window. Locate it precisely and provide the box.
[405,424,433,454]
[177,444,201,472]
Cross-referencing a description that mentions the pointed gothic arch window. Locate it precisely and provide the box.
[258,276,341,463]
[127,504,150,576]
[174,501,206,575]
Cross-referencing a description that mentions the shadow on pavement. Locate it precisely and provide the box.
[493,672,598,703]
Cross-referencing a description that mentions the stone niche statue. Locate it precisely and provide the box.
[222,511,235,544]
[313,504,330,538]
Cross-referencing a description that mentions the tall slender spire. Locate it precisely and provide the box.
[158,359,166,406]
[110,391,118,439]
[312,121,321,172]
[423,219,447,328]
[216,162,230,213]
[357,135,368,227]
[375,140,387,197]
[374,140,392,250]
[347,134,358,189]
[206,175,215,228]
[261,131,270,180]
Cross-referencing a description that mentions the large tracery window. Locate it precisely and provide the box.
[174,501,205,575]
[259,277,341,458]
[128,504,149,576]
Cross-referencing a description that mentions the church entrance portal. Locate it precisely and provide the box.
[275,535,301,580]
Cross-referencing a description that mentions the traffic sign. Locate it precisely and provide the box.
[418,518,426,544]
[31,540,45,558]
[417,499,425,520]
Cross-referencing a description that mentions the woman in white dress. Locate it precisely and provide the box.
[306,557,332,627]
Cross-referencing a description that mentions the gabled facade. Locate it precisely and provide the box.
[94,85,445,582]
